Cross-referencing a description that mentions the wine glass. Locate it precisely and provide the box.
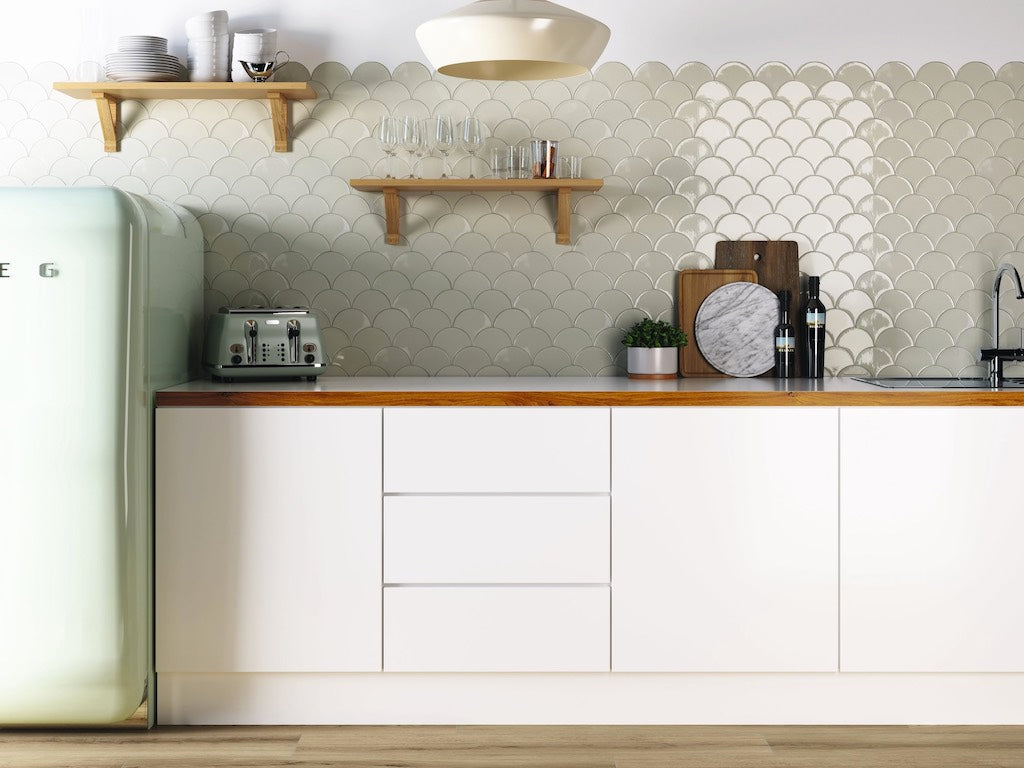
[398,116,421,178]
[374,117,399,178]
[417,119,433,177]
[458,117,483,178]
[432,115,455,178]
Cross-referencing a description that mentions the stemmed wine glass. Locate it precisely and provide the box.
[432,115,455,178]
[374,117,399,178]
[417,119,432,176]
[399,116,421,178]
[458,117,483,178]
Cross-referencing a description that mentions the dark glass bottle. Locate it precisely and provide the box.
[774,290,795,378]
[804,276,826,378]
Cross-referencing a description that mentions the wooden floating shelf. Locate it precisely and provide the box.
[52,81,317,153]
[349,178,604,246]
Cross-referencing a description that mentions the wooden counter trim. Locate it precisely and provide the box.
[155,389,1024,407]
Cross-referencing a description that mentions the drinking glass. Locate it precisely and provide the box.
[374,117,399,178]
[531,139,558,178]
[559,154,582,179]
[490,145,509,179]
[508,145,525,179]
[432,115,455,178]
[458,117,484,178]
[398,116,421,178]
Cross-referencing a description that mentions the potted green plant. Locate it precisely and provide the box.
[621,317,687,379]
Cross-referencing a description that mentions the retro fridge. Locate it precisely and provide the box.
[0,188,203,724]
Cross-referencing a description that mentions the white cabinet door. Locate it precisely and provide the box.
[156,407,382,673]
[612,407,839,672]
[841,407,1024,672]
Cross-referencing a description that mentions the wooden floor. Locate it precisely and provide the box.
[2,725,1024,768]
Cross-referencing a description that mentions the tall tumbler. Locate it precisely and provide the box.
[531,139,558,179]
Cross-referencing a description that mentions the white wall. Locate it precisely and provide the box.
[12,0,1024,70]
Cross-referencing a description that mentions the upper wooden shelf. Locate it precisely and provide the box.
[52,81,317,152]
[349,177,604,245]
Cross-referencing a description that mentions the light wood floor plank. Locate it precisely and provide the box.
[2,725,1024,768]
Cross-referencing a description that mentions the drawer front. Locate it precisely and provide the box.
[384,495,610,583]
[384,586,610,671]
[383,407,609,492]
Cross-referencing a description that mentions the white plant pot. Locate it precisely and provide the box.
[626,347,679,379]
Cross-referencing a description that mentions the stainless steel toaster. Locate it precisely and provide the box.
[203,307,328,381]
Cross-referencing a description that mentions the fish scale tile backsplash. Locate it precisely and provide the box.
[2,59,1024,376]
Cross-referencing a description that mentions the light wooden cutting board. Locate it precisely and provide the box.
[677,269,758,377]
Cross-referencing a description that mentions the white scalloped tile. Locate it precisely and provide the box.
[2,59,1024,375]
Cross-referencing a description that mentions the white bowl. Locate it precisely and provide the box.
[187,36,227,54]
[233,28,277,47]
[188,9,227,21]
[189,69,229,82]
[185,11,228,38]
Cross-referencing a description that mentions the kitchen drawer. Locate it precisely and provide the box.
[384,495,610,583]
[384,586,610,671]
[383,407,609,492]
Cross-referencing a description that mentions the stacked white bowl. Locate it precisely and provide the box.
[106,36,182,82]
[232,28,277,82]
[186,10,229,82]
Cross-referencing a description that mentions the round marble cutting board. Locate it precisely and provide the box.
[694,282,778,377]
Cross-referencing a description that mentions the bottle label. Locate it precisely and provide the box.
[806,311,825,328]
[775,335,795,351]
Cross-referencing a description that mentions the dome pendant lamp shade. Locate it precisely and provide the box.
[416,0,611,80]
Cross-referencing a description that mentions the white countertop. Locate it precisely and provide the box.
[161,375,882,394]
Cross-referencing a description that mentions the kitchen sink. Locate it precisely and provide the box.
[854,376,1024,389]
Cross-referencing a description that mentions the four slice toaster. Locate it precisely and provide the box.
[203,307,327,381]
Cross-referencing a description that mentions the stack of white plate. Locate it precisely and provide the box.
[106,36,182,82]
[232,28,277,82]
[186,10,230,82]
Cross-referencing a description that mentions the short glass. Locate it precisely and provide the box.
[559,154,582,179]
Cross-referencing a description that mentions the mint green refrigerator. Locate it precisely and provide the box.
[0,188,203,724]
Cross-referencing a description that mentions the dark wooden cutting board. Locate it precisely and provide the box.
[715,240,801,375]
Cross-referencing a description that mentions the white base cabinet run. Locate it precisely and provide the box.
[611,407,839,672]
[154,402,1024,724]
[841,407,1024,672]
[155,407,383,673]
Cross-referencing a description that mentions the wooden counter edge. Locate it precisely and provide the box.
[155,389,1024,407]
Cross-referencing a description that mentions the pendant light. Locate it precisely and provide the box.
[416,0,611,80]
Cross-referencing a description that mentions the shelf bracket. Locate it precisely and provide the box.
[91,91,121,153]
[267,92,293,152]
[382,186,401,245]
[556,186,573,245]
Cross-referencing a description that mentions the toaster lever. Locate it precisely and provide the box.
[287,319,301,363]
[244,319,258,364]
